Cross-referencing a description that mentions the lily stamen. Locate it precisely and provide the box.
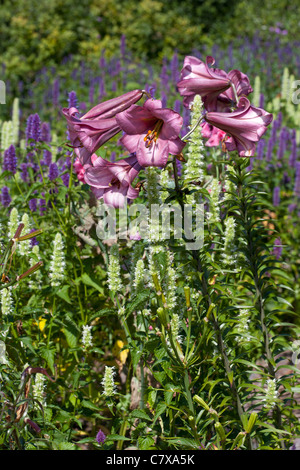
[144,120,163,148]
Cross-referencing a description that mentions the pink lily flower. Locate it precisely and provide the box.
[73,154,98,182]
[115,99,186,168]
[207,69,253,112]
[177,56,231,109]
[84,154,141,208]
[62,90,144,165]
[204,97,273,157]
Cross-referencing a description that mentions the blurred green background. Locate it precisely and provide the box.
[1,0,298,79]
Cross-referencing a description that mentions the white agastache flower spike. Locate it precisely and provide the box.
[8,207,19,239]
[222,216,237,266]
[1,121,13,151]
[207,178,221,224]
[107,244,122,293]
[281,67,290,102]
[33,373,47,409]
[165,251,177,311]
[252,76,261,107]
[147,244,164,288]
[82,325,93,349]
[223,174,235,202]
[19,213,31,256]
[102,366,116,397]
[1,287,13,316]
[49,233,66,287]
[170,313,181,343]
[184,94,205,184]
[145,167,162,243]
[263,378,278,410]
[133,259,146,292]
[235,308,251,341]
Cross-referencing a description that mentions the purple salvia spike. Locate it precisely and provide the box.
[294,161,300,197]
[7,145,17,174]
[29,198,37,212]
[89,84,94,104]
[42,150,52,166]
[161,91,167,108]
[1,186,11,207]
[98,77,106,100]
[2,149,9,171]
[48,162,59,181]
[266,138,274,162]
[26,114,34,142]
[20,163,29,182]
[40,122,51,142]
[61,172,70,187]
[272,186,280,206]
[272,237,282,260]
[289,136,297,167]
[31,114,41,142]
[259,93,265,108]
[256,139,265,160]
[68,90,77,109]
[277,127,287,159]
[52,78,60,107]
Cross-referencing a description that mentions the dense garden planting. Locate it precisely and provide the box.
[0,6,300,451]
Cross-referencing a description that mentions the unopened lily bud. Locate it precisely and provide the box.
[17,261,43,281]
[157,307,167,327]
[184,286,191,309]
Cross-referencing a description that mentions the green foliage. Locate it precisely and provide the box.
[1,0,299,79]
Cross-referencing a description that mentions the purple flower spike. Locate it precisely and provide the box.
[289,136,297,168]
[294,161,300,197]
[1,186,11,207]
[40,122,51,142]
[68,91,78,109]
[26,115,34,142]
[20,162,29,182]
[3,145,17,174]
[29,198,37,212]
[272,186,280,206]
[31,114,41,142]
[96,429,106,445]
[48,162,59,181]
[61,172,70,187]
[272,238,282,260]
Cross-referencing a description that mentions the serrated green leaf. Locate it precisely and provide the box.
[130,409,152,421]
